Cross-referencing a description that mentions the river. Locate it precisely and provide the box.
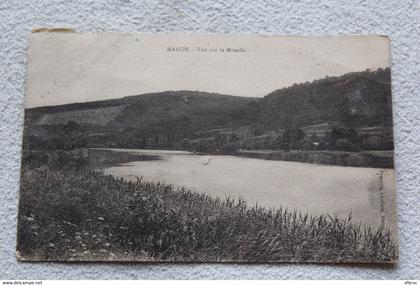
[91,148,397,234]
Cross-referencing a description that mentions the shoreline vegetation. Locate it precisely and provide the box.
[235,149,394,169]
[17,149,398,262]
[89,147,394,169]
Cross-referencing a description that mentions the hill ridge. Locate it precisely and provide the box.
[23,67,394,155]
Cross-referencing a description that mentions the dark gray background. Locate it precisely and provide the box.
[0,0,418,279]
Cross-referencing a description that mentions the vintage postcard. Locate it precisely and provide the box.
[17,33,398,263]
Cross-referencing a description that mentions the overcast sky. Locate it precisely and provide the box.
[25,33,390,108]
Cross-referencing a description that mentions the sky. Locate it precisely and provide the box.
[25,33,390,108]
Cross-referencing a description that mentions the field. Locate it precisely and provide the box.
[16,150,398,262]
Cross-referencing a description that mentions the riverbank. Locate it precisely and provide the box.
[235,149,394,168]
[17,149,398,262]
[87,147,395,169]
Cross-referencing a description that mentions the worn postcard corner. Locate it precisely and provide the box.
[31,27,77,33]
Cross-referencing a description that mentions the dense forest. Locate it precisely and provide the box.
[22,68,394,165]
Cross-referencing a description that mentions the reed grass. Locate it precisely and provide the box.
[16,151,398,262]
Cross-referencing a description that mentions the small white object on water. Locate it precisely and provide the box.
[200,156,211,165]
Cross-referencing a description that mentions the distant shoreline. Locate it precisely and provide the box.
[234,149,394,169]
[87,147,394,169]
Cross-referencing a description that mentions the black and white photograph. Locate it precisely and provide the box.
[17,33,398,263]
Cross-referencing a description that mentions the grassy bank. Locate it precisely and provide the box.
[236,150,394,168]
[17,150,398,262]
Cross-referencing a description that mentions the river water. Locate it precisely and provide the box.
[92,148,397,233]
